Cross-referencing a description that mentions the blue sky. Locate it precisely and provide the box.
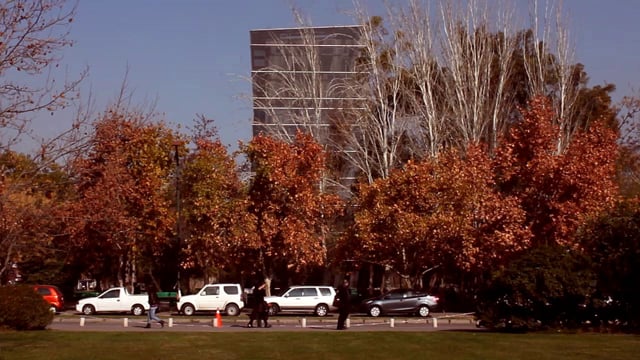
[31,0,640,151]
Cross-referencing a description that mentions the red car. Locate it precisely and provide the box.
[34,285,65,313]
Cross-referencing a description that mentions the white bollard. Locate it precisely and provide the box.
[123,318,128,327]
[390,318,395,328]
[433,317,438,328]
[346,318,350,328]
[213,318,218,328]
[169,318,174,328]
[80,317,85,327]
[301,318,307,328]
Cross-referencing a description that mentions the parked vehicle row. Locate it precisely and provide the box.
[263,286,440,318]
[34,282,441,318]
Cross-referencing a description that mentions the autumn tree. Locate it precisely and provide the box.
[494,97,619,248]
[63,109,181,290]
[615,94,640,198]
[342,145,529,288]
[178,115,253,285]
[0,151,71,284]
[0,0,88,283]
[243,132,342,289]
[0,0,86,152]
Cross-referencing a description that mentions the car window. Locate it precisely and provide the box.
[223,286,239,295]
[101,289,120,299]
[319,288,332,296]
[204,286,219,296]
[273,288,287,296]
[288,288,304,297]
[36,287,51,296]
[387,291,404,299]
[302,288,318,297]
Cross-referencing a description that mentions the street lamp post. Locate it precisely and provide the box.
[173,142,182,290]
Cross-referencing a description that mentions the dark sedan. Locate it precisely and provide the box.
[361,289,439,317]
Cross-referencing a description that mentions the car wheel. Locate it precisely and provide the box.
[225,303,240,316]
[82,304,95,315]
[315,304,329,317]
[418,305,430,317]
[131,304,145,316]
[369,305,382,317]
[267,304,279,316]
[181,303,195,316]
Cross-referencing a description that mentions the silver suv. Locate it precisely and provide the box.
[265,285,336,317]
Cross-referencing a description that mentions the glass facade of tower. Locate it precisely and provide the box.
[250,26,363,139]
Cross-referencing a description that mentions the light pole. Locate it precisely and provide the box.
[173,142,182,291]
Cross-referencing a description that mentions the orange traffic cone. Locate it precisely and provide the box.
[215,310,223,328]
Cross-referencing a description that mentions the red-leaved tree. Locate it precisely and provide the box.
[342,145,529,287]
[243,132,342,290]
[494,96,619,248]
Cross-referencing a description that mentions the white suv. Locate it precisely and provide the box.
[178,283,244,316]
[265,285,336,317]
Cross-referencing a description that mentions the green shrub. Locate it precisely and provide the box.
[578,201,640,330]
[475,245,596,332]
[0,285,54,330]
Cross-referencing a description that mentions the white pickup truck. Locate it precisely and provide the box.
[75,287,149,316]
[177,283,245,316]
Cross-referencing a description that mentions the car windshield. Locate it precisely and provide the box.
[273,288,290,297]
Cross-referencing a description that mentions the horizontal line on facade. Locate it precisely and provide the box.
[252,123,331,127]
[251,25,363,32]
[251,43,364,48]
[252,70,359,74]
[253,106,366,110]
[253,97,367,100]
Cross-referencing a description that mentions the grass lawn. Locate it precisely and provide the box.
[0,331,638,360]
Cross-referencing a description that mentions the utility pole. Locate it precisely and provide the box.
[173,142,182,291]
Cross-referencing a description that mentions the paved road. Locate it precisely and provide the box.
[48,313,480,332]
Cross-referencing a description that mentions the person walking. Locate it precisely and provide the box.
[336,278,350,330]
[145,283,165,328]
[247,282,263,328]
[260,292,272,328]
[248,281,271,328]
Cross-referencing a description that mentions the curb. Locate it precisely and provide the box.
[53,314,476,327]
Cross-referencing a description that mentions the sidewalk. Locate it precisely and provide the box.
[49,313,478,332]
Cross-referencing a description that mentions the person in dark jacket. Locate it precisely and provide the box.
[336,279,350,330]
[248,282,271,328]
[145,283,165,328]
[260,292,271,328]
